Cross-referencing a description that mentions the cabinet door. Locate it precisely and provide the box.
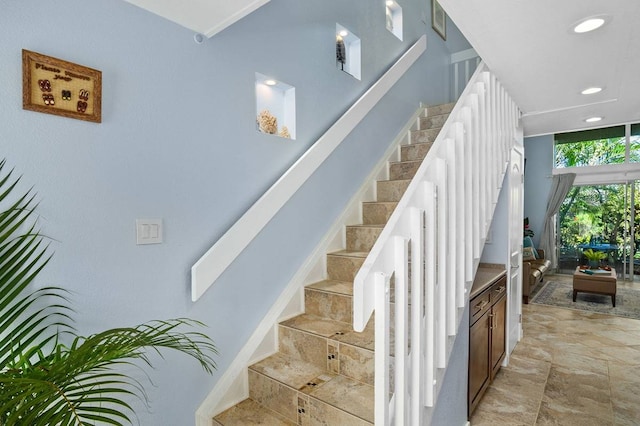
[490,294,507,380]
[468,312,490,415]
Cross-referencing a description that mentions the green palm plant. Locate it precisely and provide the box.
[583,248,607,261]
[0,160,217,425]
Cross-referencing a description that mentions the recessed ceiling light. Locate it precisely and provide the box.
[339,30,349,37]
[581,87,602,95]
[585,116,603,123]
[573,17,605,33]
[264,79,277,86]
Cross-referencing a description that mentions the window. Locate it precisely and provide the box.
[554,125,626,168]
[631,123,640,163]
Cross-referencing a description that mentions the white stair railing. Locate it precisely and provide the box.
[451,48,480,101]
[352,62,520,425]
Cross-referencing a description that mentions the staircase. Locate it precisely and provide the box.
[213,103,454,425]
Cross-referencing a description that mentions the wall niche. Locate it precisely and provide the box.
[385,0,403,41]
[255,72,296,139]
[336,24,361,80]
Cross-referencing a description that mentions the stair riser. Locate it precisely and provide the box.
[278,325,375,386]
[326,255,364,282]
[248,370,373,425]
[411,128,440,144]
[279,326,329,370]
[400,143,432,162]
[248,370,299,423]
[338,343,374,386]
[429,102,455,115]
[389,161,421,180]
[362,202,397,225]
[376,180,410,202]
[307,397,372,425]
[304,288,352,323]
[346,226,382,252]
[420,114,448,129]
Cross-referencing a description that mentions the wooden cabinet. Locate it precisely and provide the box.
[468,273,507,417]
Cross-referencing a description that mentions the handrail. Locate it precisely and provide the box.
[191,35,427,301]
[352,62,520,424]
[451,47,480,101]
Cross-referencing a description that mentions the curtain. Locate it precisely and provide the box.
[538,173,576,269]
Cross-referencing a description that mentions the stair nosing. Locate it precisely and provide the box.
[346,224,385,229]
[389,159,422,166]
[306,279,354,296]
[327,249,369,258]
[280,313,374,352]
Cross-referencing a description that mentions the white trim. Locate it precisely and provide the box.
[191,35,428,301]
[450,48,478,64]
[194,105,425,423]
[553,163,640,185]
[203,0,270,38]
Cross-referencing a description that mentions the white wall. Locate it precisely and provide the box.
[0,0,469,423]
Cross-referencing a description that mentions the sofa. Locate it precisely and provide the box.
[523,248,552,304]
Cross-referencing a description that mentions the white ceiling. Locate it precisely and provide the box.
[439,0,640,137]
[125,0,640,138]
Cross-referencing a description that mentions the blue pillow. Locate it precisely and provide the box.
[523,236,539,259]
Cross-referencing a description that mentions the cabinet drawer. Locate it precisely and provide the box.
[491,278,507,302]
[470,291,491,325]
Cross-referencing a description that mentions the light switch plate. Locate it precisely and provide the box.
[136,219,163,245]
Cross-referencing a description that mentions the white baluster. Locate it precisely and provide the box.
[374,272,390,426]
[394,236,409,425]
[410,207,424,423]
[424,182,436,407]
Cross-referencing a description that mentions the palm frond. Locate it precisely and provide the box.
[2,318,217,425]
[0,163,70,370]
[0,160,218,425]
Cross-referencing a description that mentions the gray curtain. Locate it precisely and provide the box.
[539,173,576,269]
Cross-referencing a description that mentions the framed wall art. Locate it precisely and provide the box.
[431,0,446,41]
[22,49,102,123]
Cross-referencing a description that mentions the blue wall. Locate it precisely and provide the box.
[430,305,470,425]
[1,0,470,423]
[524,135,554,246]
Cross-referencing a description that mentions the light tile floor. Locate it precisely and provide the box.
[471,274,640,426]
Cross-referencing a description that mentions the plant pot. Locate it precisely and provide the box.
[588,260,599,269]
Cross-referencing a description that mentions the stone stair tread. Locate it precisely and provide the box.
[306,279,353,296]
[379,178,410,184]
[282,313,375,351]
[362,201,398,206]
[249,352,327,391]
[280,313,352,338]
[346,223,385,229]
[389,159,422,166]
[307,375,374,424]
[213,398,296,425]
[328,249,369,258]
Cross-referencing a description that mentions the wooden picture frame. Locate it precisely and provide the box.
[22,50,102,123]
[431,0,446,41]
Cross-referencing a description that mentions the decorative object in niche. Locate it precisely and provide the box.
[257,109,278,134]
[255,73,296,139]
[335,24,361,80]
[22,50,102,123]
[385,1,403,41]
[279,126,291,139]
[336,35,346,71]
[432,0,446,40]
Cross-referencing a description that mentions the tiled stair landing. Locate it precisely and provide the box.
[213,103,454,426]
